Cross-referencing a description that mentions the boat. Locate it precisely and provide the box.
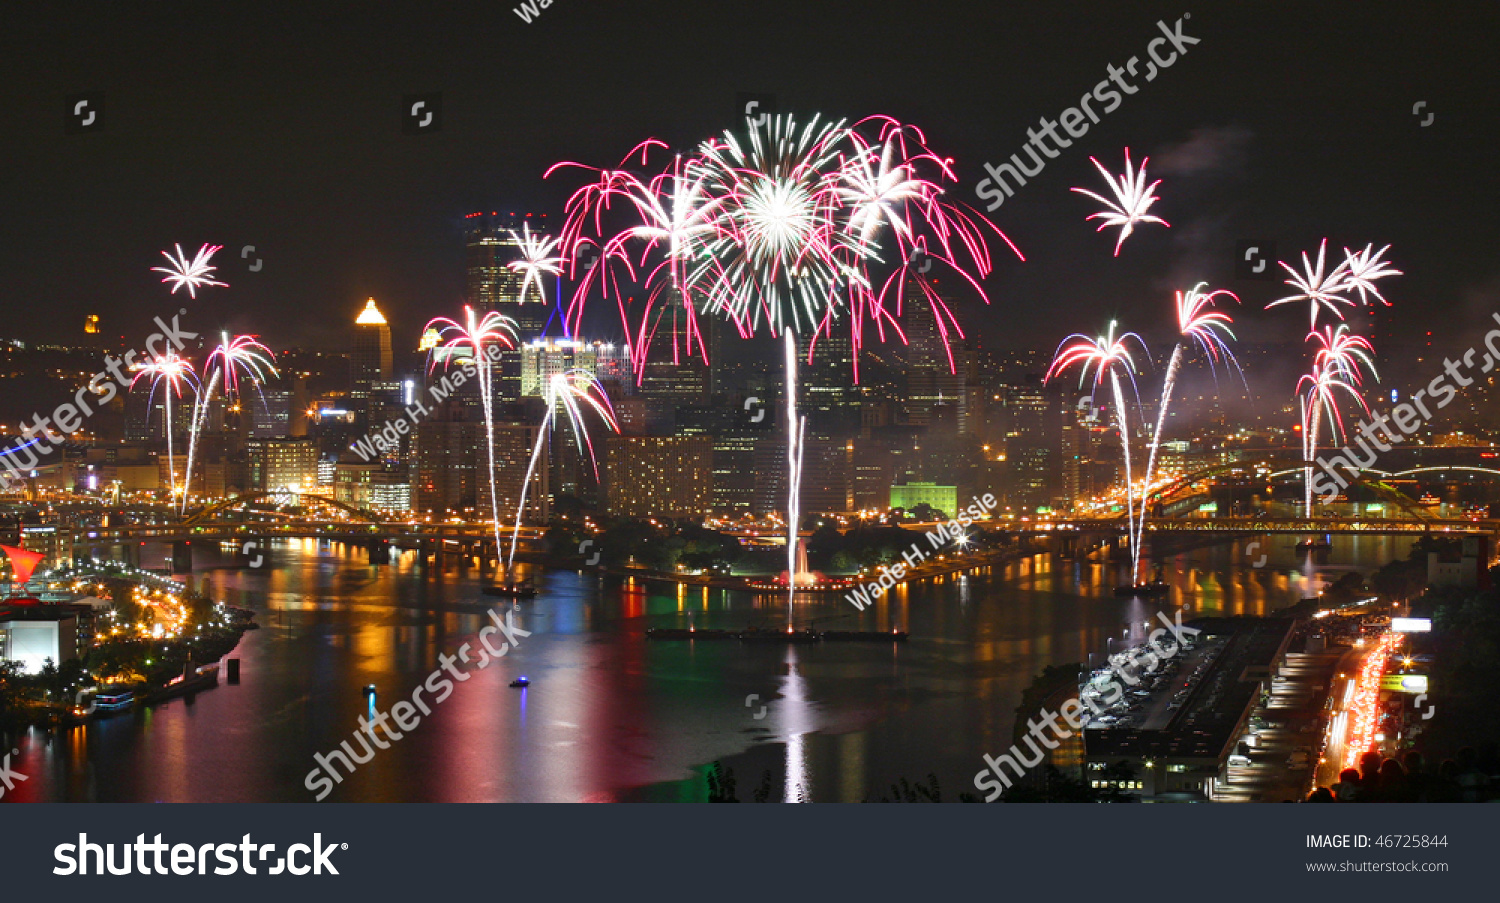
[820,629,909,642]
[509,677,530,688]
[151,663,220,703]
[738,628,820,644]
[1114,582,1170,597]
[645,627,737,640]
[92,685,136,715]
[1295,538,1332,552]
[483,582,538,599]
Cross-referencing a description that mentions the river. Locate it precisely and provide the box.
[1,531,1415,802]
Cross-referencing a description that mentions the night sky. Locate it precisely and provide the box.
[3,0,1497,364]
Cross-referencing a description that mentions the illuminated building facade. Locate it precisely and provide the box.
[352,299,393,422]
[604,436,713,517]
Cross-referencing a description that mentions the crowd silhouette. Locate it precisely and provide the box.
[1304,747,1496,802]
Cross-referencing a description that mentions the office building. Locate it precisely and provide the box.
[352,298,394,422]
[604,436,713,517]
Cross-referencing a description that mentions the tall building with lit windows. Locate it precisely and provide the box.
[352,298,393,422]
[520,338,633,397]
[604,436,713,517]
[465,213,554,405]
[246,438,318,494]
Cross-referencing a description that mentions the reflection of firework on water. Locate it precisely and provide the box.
[152,243,228,298]
[1046,322,1147,580]
[426,307,518,574]
[1298,325,1378,516]
[508,370,619,572]
[1140,284,1240,552]
[131,352,199,502]
[551,112,1018,623]
[1070,150,1167,256]
[183,333,278,513]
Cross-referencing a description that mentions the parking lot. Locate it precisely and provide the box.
[1211,648,1349,802]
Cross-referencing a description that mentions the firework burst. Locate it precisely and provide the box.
[507,222,566,310]
[1070,150,1168,256]
[152,243,228,298]
[1046,322,1148,580]
[183,333,278,513]
[1266,240,1356,329]
[507,370,620,571]
[549,112,1018,624]
[1340,243,1402,307]
[1298,324,1378,515]
[131,352,199,502]
[1140,284,1241,555]
[426,307,518,577]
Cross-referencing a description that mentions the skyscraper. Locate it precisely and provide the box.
[352,298,393,422]
[465,213,554,405]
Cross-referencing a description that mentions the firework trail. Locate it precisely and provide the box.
[1046,322,1147,581]
[1298,325,1377,516]
[182,333,278,514]
[1262,240,1395,514]
[152,243,228,298]
[550,112,1019,624]
[427,307,517,577]
[131,352,199,503]
[1070,150,1168,256]
[507,370,620,572]
[1139,285,1240,541]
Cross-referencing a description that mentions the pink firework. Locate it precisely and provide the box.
[183,333,278,512]
[1140,284,1241,551]
[1266,240,1354,330]
[131,351,199,501]
[1298,324,1377,515]
[1046,322,1148,579]
[1340,243,1402,307]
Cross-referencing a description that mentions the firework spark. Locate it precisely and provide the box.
[549,112,1018,624]
[1299,324,1378,515]
[1140,284,1241,556]
[131,352,199,502]
[1046,322,1147,580]
[1070,150,1168,256]
[427,307,518,578]
[152,244,228,298]
[1340,243,1402,307]
[507,370,620,571]
[1266,240,1355,330]
[507,222,566,309]
[183,333,278,513]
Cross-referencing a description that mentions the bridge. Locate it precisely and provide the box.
[50,492,546,571]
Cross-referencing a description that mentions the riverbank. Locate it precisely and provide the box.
[595,545,1026,594]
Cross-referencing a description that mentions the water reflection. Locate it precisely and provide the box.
[3,531,1414,802]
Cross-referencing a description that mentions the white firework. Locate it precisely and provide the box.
[507,223,566,307]
[1341,243,1401,307]
[1071,150,1168,256]
[152,243,228,298]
